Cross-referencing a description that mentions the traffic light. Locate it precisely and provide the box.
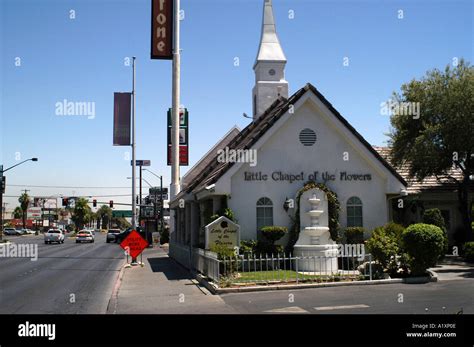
[109,200,113,208]
[92,199,97,208]
[1,176,5,194]
[136,196,139,204]
[62,198,68,207]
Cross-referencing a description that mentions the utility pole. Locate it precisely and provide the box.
[170,0,181,200]
[139,164,143,225]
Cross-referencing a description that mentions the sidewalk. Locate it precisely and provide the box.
[430,256,474,281]
[108,245,237,314]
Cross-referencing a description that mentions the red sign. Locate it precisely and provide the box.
[167,145,188,166]
[113,92,132,146]
[120,230,149,259]
[151,0,173,60]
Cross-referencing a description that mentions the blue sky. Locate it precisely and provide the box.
[1,0,472,210]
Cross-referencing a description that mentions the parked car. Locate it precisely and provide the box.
[114,227,145,244]
[21,228,35,235]
[4,228,20,236]
[106,229,121,243]
[44,229,65,244]
[76,230,95,243]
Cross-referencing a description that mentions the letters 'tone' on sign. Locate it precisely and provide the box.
[151,0,173,60]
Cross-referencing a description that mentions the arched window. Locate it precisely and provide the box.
[256,197,273,232]
[347,197,363,227]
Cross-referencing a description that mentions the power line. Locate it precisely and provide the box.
[7,185,132,189]
[4,194,133,198]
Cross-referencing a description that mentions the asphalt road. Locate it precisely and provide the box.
[0,232,125,314]
[220,279,474,314]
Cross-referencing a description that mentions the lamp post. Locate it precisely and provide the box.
[0,158,38,241]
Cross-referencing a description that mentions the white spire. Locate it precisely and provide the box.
[254,0,286,67]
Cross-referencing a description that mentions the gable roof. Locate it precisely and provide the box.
[181,126,240,190]
[177,83,407,199]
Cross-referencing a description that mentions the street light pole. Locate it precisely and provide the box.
[0,158,38,241]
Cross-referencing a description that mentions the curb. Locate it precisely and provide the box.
[195,274,438,294]
[106,257,127,314]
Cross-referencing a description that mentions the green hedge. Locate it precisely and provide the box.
[344,227,365,244]
[261,226,288,243]
[402,223,445,276]
[463,242,474,262]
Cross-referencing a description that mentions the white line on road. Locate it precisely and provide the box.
[314,304,369,311]
[264,306,310,314]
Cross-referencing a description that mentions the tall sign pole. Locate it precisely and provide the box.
[131,57,137,228]
[170,0,181,200]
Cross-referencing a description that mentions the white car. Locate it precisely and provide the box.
[44,229,65,244]
[21,228,35,235]
[76,230,95,243]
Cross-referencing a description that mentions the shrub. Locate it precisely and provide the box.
[240,240,257,254]
[344,227,365,244]
[210,244,238,274]
[422,209,446,230]
[261,226,288,243]
[422,208,448,256]
[402,223,445,276]
[366,227,399,271]
[463,242,474,262]
[383,222,405,243]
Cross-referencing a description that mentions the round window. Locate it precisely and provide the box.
[269,69,276,76]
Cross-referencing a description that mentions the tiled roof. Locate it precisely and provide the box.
[177,83,408,200]
[373,146,471,194]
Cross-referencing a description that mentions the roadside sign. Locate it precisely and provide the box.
[27,207,42,220]
[131,160,151,166]
[112,210,133,218]
[120,230,148,259]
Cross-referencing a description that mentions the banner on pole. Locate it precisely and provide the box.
[151,0,173,60]
[113,92,132,146]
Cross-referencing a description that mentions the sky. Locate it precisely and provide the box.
[0,0,472,211]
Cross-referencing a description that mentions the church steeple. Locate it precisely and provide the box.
[252,0,288,120]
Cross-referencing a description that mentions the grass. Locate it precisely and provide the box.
[228,270,362,284]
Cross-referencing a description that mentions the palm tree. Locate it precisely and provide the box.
[18,193,30,229]
[97,205,113,230]
[71,198,91,231]
[13,206,22,219]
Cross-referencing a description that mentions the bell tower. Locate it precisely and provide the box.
[252,0,288,120]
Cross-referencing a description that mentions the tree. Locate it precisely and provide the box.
[389,59,474,241]
[71,198,92,231]
[97,205,113,230]
[18,193,30,229]
[13,206,22,219]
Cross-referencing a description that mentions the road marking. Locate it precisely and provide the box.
[264,306,310,314]
[314,304,369,311]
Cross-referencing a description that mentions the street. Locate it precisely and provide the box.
[219,279,474,314]
[0,233,124,314]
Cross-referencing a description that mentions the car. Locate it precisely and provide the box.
[44,229,65,244]
[114,227,145,244]
[106,229,121,243]
[21,228,35,235]
[76,230,95,243]
[4,228,23,236]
